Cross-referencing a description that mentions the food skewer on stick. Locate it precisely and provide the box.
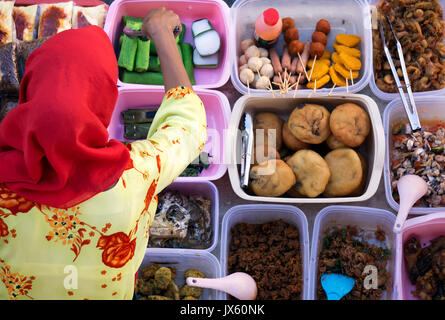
[294,73,302,98]
[346,78,349,94]
[329,83,336,96]
[350,69,354,86]
[296,41,311,82]
[308,79,317,98]
[308,55,317,82]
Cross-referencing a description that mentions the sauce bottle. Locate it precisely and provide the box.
[254,8,282,48]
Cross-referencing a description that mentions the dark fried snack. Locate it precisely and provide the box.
[312,31,328,46]
[282,17,295,32]
[284,27,299,44]
[316,19,331,35]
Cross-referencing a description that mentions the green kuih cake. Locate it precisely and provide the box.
[135,38,151,72]
[118,35,138,71]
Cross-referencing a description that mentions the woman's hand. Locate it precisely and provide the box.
[141,7,191,92]
[142,7,181,41]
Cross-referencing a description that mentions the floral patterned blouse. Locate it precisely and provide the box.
[0,87,206,300]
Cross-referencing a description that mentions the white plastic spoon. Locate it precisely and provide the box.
[393,174,428,233]
[186,272,257,300]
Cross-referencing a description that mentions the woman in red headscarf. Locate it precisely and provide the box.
[0,8,206,300]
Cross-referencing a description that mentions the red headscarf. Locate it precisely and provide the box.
[0,26,130,208]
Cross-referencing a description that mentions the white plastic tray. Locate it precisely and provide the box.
[309,205,397,300]
[140,249,223,300]
[230,0,372,96]
[368,0,445,100]
[227,94,385,204]
[220,204,310,300]
[383,96,445,214]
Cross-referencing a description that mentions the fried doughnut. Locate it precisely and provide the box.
[253,145,280,165]
[349,152,368,196]
[282,121,309,151]
[323,148,363,197]
[254,112,283,150]
[330,103,371,147]
[249,159,296,197]
[326,134,347,150]
[286,150,330,198]
[288,104,331,144]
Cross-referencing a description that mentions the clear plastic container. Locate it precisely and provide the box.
[147,180,219,252]
[394,211,445,300]
[104,0,232,89]
[309,205,397,300]
[368,0,445,101]
[230,0,372,96]
[109,87,230,181]
[227,94,385,204]
[220,204,310,300]
[383,96,445,214]
[139,248,223,300]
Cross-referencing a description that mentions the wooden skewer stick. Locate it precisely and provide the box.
[294,73,302,98]
[247,79,251,96]
[350,69,354,86]
[286,71,292,93]
[297,52,310,80]
[329,83,337,96]
[346,78,349,94]
[308,55,317,82]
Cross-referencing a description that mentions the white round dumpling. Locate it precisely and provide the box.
[245,45,260,59]
[240,39,255,53]
[255,76,271,89]
[247,56,263,72]
[258,47,269,58]
[239,68,255,85]
[260,63,274,78]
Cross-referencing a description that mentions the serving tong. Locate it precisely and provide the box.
[379,15,421,132]
[240,113,254,189]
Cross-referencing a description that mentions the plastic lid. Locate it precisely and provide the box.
[263,8,279,26]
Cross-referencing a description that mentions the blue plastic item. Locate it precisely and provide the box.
[321,273,355,300]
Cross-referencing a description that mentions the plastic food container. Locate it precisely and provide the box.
[104,0,232,89]
[109,87,230,181]
[230,0,372,96]
[368,0,445,101]
[147,180,219,253]
[139,249,223,300]
[227,94,385,204]
[309,205,397,300]
[394,211,445,300]
[383,96,445,214]
[220,204,310,300]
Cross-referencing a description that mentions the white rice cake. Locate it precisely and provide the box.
[72,4,107,29]
[13,5,38,41]
[0,0,15,44]
[38,1,74,38]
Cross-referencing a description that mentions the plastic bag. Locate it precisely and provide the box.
[16,37,49,81]
[0,42,20,94]
[0,95,19,123]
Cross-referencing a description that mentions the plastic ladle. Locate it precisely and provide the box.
[393,174,428,233]
[186,272,257,300]
[321,273,355,300]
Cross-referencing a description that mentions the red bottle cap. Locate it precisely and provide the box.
[263,8,279,26]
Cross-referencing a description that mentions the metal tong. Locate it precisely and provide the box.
[240,113,254,189]
[379,15,421,131]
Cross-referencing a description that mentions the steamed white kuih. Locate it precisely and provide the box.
[191,18,213,37]
[245,45,260,59]
[247,56,263,72]
[239,68,254,84]
[193,48,219,68]
[194,29,221,57]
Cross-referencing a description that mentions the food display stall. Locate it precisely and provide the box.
[1,0,445,301]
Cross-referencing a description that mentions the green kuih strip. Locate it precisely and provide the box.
[178,23,186,43]
[121,70,164,85]
[122,15,144,30]
[180,42,195,85]
[119,34,124,47]
[148,56,161,72]
[118,35,138,71]
[135,38,151,72]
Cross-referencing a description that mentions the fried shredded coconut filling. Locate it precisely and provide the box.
[317,225,392,300]
[228,220,303,300]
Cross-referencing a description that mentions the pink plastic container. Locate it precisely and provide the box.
[104,0,232,89]
[395,212,445,300]
[108,87,230,181]
[148,180,219,252]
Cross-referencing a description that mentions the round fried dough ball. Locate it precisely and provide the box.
[323,148,363,197]
[286,150,331,198]
[282,17,295,32]
[330,103,371,147]
[288,40,304,56]
[310,42,325,58]
[288,104,331,144]
[349,152,368,197]
[316,19,331,35]
[312,31,327,45]
[253,145,280,165]
[249,159,296,197]
[254,112,283,150]
[282,121,309,151]
[326,134,347,150]
[284,28,299,44]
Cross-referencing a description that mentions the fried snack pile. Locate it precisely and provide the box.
[404,236,445,300]
[135,265,206,300]
[373,0,445,93]
[249,103,371,198]
[317,226,393,300]
[228,220,303,300]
